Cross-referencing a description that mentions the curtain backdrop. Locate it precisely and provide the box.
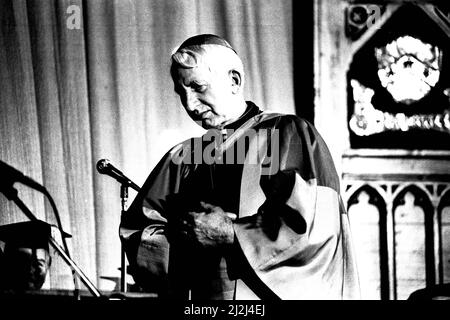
[0,0,294,291]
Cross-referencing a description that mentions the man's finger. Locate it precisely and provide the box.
[226,213,237,220]
[186,210,204,218]
[199,201,216,211]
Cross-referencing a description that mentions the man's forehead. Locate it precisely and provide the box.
[173,64,212,84]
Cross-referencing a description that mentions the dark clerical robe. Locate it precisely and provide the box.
[120,102,360,300]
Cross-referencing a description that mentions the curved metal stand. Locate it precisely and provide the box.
[120,183,128,293]
[0,185,102,298]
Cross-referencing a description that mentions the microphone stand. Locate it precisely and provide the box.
[120,183,128,293]
[41,187,80,299]
[0,184,102,298]
[95,159,140,293]
[0,160,81,297]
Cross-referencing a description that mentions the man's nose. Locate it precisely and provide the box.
[184,91,200,114]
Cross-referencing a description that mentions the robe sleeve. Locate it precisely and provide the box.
[233,115,357,299]
[119,143,186,293]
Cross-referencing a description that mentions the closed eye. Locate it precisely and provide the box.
[192,83,207,93]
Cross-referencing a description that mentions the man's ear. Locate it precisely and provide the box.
[229,70,242,94]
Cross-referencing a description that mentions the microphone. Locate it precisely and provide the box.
[0,160,46,193]
[96,159,140,192]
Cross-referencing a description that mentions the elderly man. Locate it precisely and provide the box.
[119,34,360,300]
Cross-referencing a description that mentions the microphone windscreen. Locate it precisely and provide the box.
[96,159,110,173]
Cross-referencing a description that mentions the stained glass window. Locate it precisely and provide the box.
[347,4,450,149]
[375,36,442,105]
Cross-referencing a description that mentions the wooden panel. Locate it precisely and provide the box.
[442,207,450,283]
[343,150,450,177]
[394,192,427,299]
[348,191,382,299]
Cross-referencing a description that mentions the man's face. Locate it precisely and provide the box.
[172,63,239,129]
[6,247,50,290]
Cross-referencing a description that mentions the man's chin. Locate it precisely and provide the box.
[199,119,220,129]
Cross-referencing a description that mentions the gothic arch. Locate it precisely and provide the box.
[347,184,389,299]
[393,184,435,290]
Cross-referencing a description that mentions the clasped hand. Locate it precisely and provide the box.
[173,201,237,248]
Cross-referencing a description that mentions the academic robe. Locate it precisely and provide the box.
[119,102,360,300]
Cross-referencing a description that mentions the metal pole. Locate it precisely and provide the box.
[48,236,102,297]
[3,186,102,298]
[120,184,129,293]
